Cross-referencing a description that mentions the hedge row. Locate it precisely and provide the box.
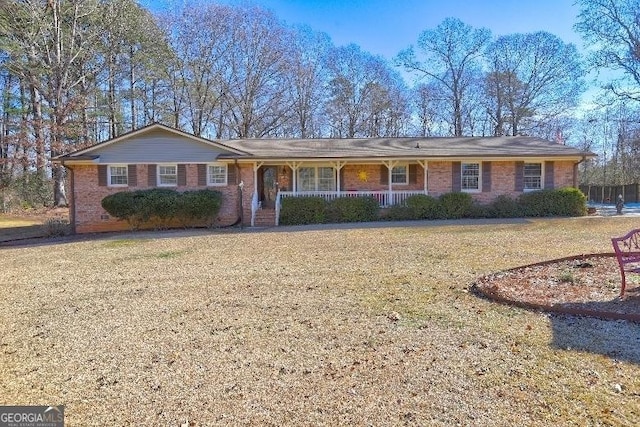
[101,188,222,229]
[279,196,379,225]
[280,188,587,225]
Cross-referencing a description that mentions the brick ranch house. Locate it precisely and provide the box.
[54,123,595,234]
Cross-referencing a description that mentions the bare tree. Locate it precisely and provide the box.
[575,0,640,101]
[397,18,491,136]
[485,32,584,136]
[286,26,332,138]
[325,44,408,137]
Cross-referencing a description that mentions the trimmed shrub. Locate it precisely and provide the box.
[326,196,379,223]
[518,187,587,217]
[439,192,474,219]
[101,191,138,222]
[469,202,490,218]
[177,190,223,225]
[101,188,222,229]
[406,194,443,219]
[486,195,522,218]
[279,196,327,225]
[384,205,415,221]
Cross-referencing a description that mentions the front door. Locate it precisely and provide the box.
[260,166,278,209]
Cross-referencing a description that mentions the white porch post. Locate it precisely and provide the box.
[331,161,346,194]
[287,161,300,194]
[384,160,398,206]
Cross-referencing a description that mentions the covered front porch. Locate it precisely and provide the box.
[248,160,429,226]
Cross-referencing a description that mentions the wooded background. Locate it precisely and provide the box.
[1,0,639,209]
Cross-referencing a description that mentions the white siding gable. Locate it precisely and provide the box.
[93,130,228,163]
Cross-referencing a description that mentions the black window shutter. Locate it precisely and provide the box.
[227,164,236,185]
[98,165,107,186]
[147,164,157,187]
[515,162,524,191]
[544,161,555,189]
[452,162,461,192]
[409,164,417,184]
[380,165,388,184]
[482,162,491,192]
[177,164,187,186]
[339,168,345,190]
[197,164,207,186]
[128,165,137,187]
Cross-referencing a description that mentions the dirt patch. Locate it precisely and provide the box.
[473,254,640,321]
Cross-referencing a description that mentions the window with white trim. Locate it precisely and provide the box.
[523,163,542,190]
[391,165,408,184]
[298,166,335,191]
[108,165,128,186]
[158,165,177,186]
[208,164,227,186]
[461,163,480,191]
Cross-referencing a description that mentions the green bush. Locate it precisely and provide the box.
[101,191,138,222]
[384,205,415,221]
[406,194,443,219]
[469,202,490,218]
[518,187,587,217]
[439,192,474,219]
[486,195,522,218]
[177,190,223,224]
[101,188,223,229]
[279,196,327,225]
[326,196,379,223]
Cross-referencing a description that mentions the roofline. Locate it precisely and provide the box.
[231,154,596,163]
[59,123,252,158]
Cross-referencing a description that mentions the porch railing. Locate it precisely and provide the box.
[277,190,425,209]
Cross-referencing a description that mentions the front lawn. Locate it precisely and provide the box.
[1,217,639,426]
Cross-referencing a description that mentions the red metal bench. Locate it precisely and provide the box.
[611,229,640,297]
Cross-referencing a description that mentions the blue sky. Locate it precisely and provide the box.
[239,0,583,58]
[146,0,583,59]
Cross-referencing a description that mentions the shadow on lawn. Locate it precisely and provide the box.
[0,224,46,243]
[549,292,640,365]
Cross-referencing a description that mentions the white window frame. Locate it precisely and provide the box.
[207,163,227,186]
[461,162,481,192]
[391,165,408,185]
[297,166,336,192]
[108,165,128,187]
[157,164,178,187]
[523,162,543,191]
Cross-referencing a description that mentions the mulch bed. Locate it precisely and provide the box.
[472,253,640,322]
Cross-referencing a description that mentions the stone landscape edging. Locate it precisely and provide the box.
[471,253,640,323]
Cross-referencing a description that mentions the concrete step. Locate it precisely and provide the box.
[254,209,276,226]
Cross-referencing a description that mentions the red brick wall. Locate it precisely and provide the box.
[239,164,255,226]
[554,161,576,189]
[69,160,579,232]
[340,164,425,191]
[70,164,241,234]
[426,162,452,197]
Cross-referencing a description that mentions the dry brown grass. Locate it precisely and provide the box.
[1,216,640,426]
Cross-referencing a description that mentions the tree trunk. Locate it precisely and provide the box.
[52,163,67,207]
[30,84,46,173]
[129,45,136,131]
[108,55,118,138]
